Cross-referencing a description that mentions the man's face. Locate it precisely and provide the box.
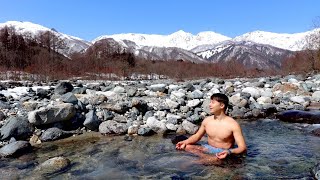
[209,99,224,114]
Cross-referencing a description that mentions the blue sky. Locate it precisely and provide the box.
[0,0,319,41]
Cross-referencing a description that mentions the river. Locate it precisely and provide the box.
[1,119,319,179]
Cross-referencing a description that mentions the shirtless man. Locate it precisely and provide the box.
[176,93,247,163]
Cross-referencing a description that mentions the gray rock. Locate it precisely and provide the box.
[252,109,262,118]
[83,110,101,131]
[312,91,320,101]
[277,110,320,124]
[35,156,71,175]
[113,86,126,93]
[242,87,260,99]
[36,88,50,99]
[0,116,34,140]
[54,82,74,95]
[126,86,137,97]
[99,120,128,135]
[0,141,31,157]
[170,90,186,100]
[147,84,167,92]
[0,111,6,121]
[28,103,76,125]
[113,114,127,123]
[165,99,180,109]
[187,90,204,99]
[166,114,181,124]
[101,84,115,92]
[72,87,87,94]
[103,110,114,120]
[100,102,130,114]
[137,126,154,136]
[92,94,109,105]
[146,117,167,134]
[230,107,245,119]
[201,99,211,114]
[182,120,198,134]
[186,99,201,108]
[40,127,73,141]
[127,125,139,135]
[131,98,149,115]
[60,92,78,104]
[0,100,11,109]
[187,114,201,123]
[240,92,251,99]
[183,83,195,92]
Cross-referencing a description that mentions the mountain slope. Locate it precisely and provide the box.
[91,38,207,63]
[0,21,91,56]
[194,41,294,69]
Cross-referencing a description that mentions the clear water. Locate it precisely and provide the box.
[1,119,319,179]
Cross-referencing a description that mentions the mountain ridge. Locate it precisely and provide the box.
[0,20,319,70]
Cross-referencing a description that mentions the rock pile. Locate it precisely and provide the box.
[0,74,320,157]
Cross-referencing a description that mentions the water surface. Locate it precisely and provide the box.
[1,119,319,179]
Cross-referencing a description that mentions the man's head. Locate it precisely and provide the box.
[210,93,229,113]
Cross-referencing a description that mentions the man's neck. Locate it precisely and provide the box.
[213,111,226,120]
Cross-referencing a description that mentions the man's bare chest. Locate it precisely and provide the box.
[206,123,233,140]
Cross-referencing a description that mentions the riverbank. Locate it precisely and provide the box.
[0,74,320,178]
[1,74,320,140]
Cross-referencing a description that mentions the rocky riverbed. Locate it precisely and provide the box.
[0,74,320,178]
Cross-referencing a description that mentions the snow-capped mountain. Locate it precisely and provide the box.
[136,46,207,63]
[0,21,91,56]
[98,28,320,52]
[194,40,293,69]
[1,20,319,69]
[233,29,320,51]
[91,38,207,63]
[93,30,231,50]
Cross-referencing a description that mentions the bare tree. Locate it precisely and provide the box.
[304,16,320,72]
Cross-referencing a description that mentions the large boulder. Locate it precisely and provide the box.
[28,103,76,125]
[54,82,74,95]
[277,110,320,124]
[0,116,34,140]
[40,127,73,142]
[182,120,199,134]
[34,156,71,176]
[146,116,167,134]
[99,120,128,135]
[83,110,101,131]
[0,141,31,157]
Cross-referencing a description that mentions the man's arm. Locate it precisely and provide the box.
[216,120,247,159]
[176,119,207,150]
[229,122,247,154]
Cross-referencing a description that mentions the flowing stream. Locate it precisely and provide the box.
[1,119,320,179]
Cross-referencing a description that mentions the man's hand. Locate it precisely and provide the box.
[176,141,187,150]
[215,150,229,159]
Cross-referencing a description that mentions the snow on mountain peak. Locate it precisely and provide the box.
[0,21,51,35]
[0,21,91,56]
[93,30,231,50]
[233,29,316,51]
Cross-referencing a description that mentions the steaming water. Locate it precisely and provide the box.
[1,119,319,179]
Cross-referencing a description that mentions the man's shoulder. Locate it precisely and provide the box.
[226,117,243,131]
[203,115,214,123]
[225,116,240,126]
